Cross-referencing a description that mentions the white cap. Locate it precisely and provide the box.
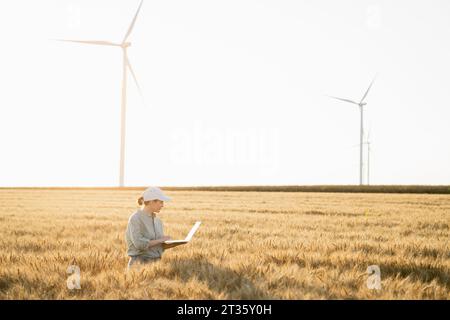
[142,186,171,202]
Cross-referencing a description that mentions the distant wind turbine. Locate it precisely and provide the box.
[351,128,372,185]
[57,0,144,187]
[327,75,377,185]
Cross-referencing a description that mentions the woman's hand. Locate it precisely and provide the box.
[147,236,172,249]
[159,235,172,243]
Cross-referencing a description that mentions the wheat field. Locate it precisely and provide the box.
[0,188,448,299]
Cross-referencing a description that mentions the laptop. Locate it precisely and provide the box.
[164,221,202,244]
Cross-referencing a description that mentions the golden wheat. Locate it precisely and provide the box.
[0,189,448,299]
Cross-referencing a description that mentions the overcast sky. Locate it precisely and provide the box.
[0,0,449,187]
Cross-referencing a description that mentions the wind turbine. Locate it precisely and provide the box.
[57,0,144,187]
[327,75,376,186]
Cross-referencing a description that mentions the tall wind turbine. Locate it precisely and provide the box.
[328,75,376,185]
[57,0,144,187]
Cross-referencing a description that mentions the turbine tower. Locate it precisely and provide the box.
[328,75,376,185]
[57,0,144,187]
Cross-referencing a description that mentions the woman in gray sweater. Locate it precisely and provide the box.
[125,186,176,269]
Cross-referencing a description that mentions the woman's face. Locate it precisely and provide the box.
[149,200,164,213]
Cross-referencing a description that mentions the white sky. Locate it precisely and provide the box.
[0,0,449,187]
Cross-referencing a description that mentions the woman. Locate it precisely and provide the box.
[125,186,178,269]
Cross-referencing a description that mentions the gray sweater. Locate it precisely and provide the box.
[125,210,165,258]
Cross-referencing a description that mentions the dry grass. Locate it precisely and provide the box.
[0,189,448,299]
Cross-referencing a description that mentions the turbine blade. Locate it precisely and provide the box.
[126,55,144,100]
[326,95,359,105]
[122,0,144,44]
[360,74,377,103]
[55,39,121,47]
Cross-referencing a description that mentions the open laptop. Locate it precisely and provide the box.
[164,221,202,244]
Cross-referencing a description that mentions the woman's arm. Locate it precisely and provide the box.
[128,218,170,250]
[147,236,171,248]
